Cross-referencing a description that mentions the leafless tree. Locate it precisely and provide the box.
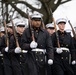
[0,0,72,25]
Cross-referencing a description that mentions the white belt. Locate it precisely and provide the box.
[61,47,69,52]
[32,48,46,54]
[22,50,28,53]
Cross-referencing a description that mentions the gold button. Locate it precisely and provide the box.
[20,55,22,57]
[61,57,63,59]
[66,57,68,59]
[41,59,43,61]
[66,45,68,47]
[20,62,21,64]
[66,51,67,52]
[1,58,3,60]
[1,63,3,65]
[36,51,37,53]
[36,30,38,32]
[61,44,63,46]
[40,52,42,54]
[36,59,38,61]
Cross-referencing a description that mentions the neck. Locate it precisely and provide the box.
[59,29,64,33]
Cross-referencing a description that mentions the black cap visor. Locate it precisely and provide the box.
[17,25,25,27]
[58,22,66,24]
[47,27,55,29]
[31,18,41,21]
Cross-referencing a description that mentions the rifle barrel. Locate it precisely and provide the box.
[3,19,9,47]
[50,9,60,48]
[10,16,20,47]
[68,20,76,39]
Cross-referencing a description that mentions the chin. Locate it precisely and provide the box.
[36,26,40,28]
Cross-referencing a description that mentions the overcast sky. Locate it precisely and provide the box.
[53,0,76,30]
[1,0,76,31]
[24,0,76,30]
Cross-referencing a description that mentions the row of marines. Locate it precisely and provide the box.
[0,12,76,75]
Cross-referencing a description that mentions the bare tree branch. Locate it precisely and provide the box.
[61,0,72,4]
[9,3,28,18]
[1,0,72,24]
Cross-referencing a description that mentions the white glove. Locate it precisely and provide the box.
[61,47,69,52]
[72,60,76,65]
[14,47,21,53]
[56,48,63,54]
[30,41,38,48]
[5,47,9,52]
[48,59,53,65]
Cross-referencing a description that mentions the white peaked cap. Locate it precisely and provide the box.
[0,27,5,32]
[7,23,12,27]
[56,18,67,25]
[46,23,54,28]
[31,11,43,19]
[15,21,25,26]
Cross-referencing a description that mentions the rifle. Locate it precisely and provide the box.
[68,20,76,40]
[42,18,45,29]
[3,15,9,47]
[10,16,28,53]
[10,15,20,47]
[50,9,60,48]
[27,9,35,41]
[0,27,1,37]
